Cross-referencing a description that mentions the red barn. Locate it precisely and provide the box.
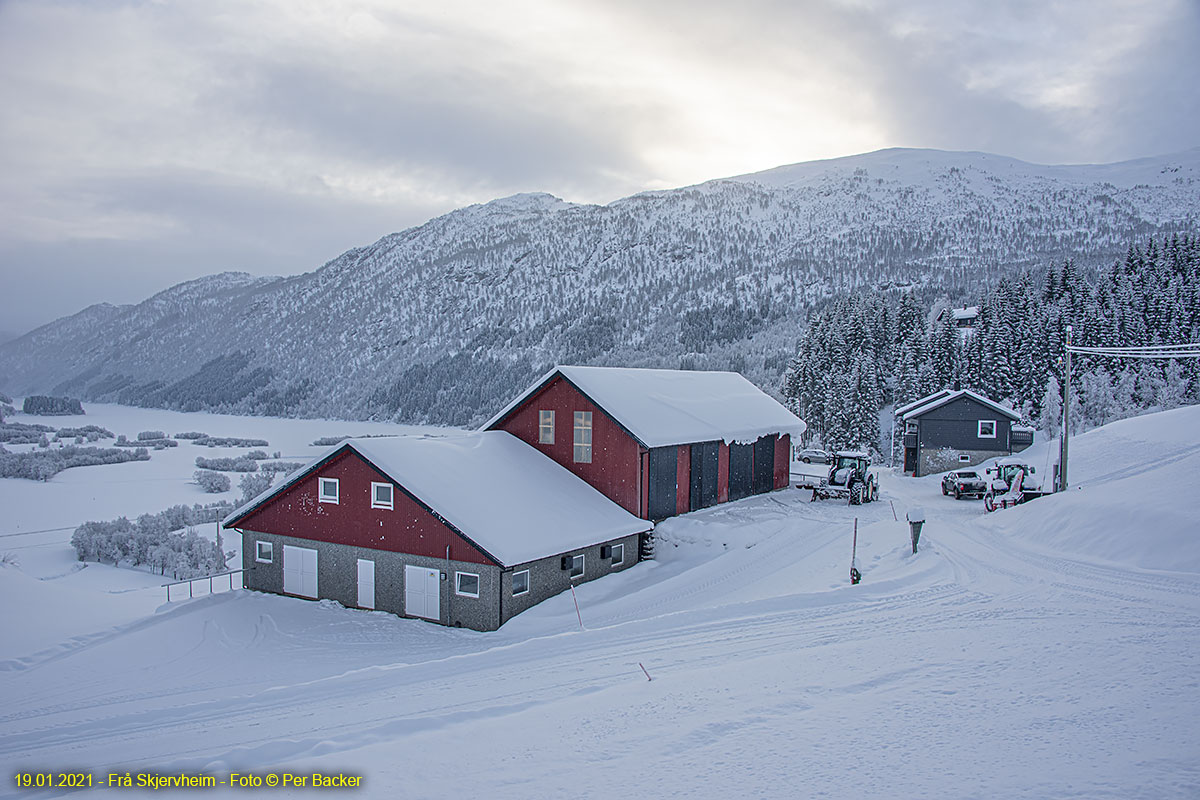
[223,431,650,630]
[483,366,807,520]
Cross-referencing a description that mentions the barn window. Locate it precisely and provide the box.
[978,420,997,439]
[255,541,273,563]
[959,454,971,463]
[610,543,624,566]
[455,572,480,598]
[569,554,585,578]
[573,411,592,463]
[539,410,555,444]
[512,570,529,596]
[318,477,339,504]
[371,482,393,510]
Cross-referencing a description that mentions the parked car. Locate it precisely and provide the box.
[941,470,987,499]
[796,448,830,464]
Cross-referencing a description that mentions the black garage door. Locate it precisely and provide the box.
[728,442,754,502]
[648,446,679,520]
[690,441,719,511]
[753,435,777,495]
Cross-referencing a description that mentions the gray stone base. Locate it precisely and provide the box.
[919,447,1008,477]
[238,529,643,631]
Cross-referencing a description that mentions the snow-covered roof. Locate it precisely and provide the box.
[485,365,806,448]
[951,306,979,321]
[895,390,953,417]
[901,389,1021,422]
[225,431,649,567]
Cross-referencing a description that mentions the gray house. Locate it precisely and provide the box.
[223,431,651,631]
[898,389,1033,476]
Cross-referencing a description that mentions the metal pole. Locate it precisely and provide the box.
[889,413,895,469]
[1061,324,1071,491]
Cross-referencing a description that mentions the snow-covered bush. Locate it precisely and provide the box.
[195,456,257,472]
[0,445,150,481]
[137,430,166,441]
[260,460,303,474]
[175,431,208,440]
[194,469,231,493]
[245,449,269,460]
[71,503,235,579]
[192,436,269,448]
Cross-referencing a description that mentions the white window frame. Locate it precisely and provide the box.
[455,571,480,598]
[905,421,918,434]
[512,569,530,596]
[255,541,273,563]
[371,481,394,510]
[959,454,971,463]
[539,410,555,444]
[569,554,585,578]
[573,411,593,464]
[610,543,624,566]
[318,477,339,504]
[978,420,997,439]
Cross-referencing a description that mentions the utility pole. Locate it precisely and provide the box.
[1060,324,1071,491]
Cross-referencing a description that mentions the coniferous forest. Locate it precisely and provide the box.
[783,234,1200,454]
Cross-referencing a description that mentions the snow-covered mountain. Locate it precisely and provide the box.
[2,147,1198,424]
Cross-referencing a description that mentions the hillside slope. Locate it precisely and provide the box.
[1,147,1197,425]
[2,406,1198,797]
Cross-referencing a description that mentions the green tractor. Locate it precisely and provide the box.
[799,450,879,505]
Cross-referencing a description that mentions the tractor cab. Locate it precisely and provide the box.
[829,451,870,487]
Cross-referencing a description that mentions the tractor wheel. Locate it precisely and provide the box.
[984,493,996,513]
[850,482,863,505]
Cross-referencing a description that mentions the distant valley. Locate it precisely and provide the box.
[1,147,1197,426]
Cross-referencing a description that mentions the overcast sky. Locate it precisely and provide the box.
[1,0,1197,336]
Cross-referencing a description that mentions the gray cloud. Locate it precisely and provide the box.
[0,0,1196,335]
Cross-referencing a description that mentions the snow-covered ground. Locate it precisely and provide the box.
[2,403,1199,798]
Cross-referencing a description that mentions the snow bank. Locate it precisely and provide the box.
[981,404,1200,572]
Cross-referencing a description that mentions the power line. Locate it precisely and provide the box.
[1067,343,1200,358]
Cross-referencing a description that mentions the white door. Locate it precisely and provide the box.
[357,559,375,610]
[283,545,318,599]
[404,565,440,621]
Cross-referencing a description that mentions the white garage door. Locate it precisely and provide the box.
[405,565,440,621]
[283,545,318,599]
[357,559,375,610]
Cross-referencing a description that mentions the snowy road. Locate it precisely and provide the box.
[3,407,1200,798]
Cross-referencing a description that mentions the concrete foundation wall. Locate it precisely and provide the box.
[919,447,1008,477]
[241,530,501,630]
[241,529,644,631]
[499,533,642,626]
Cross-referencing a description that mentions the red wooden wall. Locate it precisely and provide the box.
[493,375,643,517]
[774,433,791,489]
[717,443,730,503]
[232,449,494,565]
[675,445,691,515]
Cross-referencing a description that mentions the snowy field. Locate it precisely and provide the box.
[2,403,1200,798]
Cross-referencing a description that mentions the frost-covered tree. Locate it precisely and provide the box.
[1039,376,1062,439]
[194,469,231,493]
